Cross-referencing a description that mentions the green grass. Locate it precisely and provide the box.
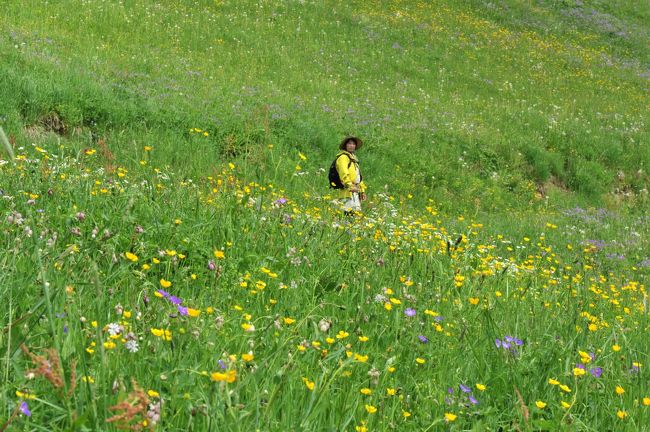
[1,0,649,211]
[1,140,649,431]
[1,1,650,430]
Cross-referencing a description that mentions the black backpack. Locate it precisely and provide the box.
[328,153,361,189]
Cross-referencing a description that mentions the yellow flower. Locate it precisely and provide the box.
[578,350,592,364]
[82,376,95,384]
[241,353,254,362]
[444,412,457,422]
[354,353,369,363]
[302,377,315,391]
[159,278,172,288]
[336,330,349,339]
[642,397,650,406]
[211,370,237,383]
[360,388,372,395]
[214,250,225,259]
[103,341,116,349]
[402,410,411,418]
[612,344,621,352]
[559,384,571,393]
[389,298,401,305]
[355,425,367,432]
[187,308,200,317]
[384,302,393,311]
[415,358,426,364]
[615,385,625,395]
[573,367,586,377]
[326,337,335,344]
[561,401,571,409]
[15,391,36,400]
[365,404,377,414]
[283,317,296,325]
[124,252,138,262]
[147,390,160,398]
[358,336,369,342]
[535,401,547,409]
[476,383,486,391]
[548,378,560,386]
[386,388,396,396]
[123,311,132,318]
[468,297,479,305]
[616,410,627,420]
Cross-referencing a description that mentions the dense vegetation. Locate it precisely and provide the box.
[1,1,648,430]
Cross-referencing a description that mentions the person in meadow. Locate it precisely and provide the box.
[330,136,367,214]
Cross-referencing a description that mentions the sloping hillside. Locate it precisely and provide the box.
[1,0,648,210]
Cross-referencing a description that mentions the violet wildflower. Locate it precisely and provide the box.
[589,367,603,378]
[404,308,416,317]
[156,290,170,299]
[459,384,471,393]
[207,260,216,271]
[468,395,479,405]
[177,305,189,316]
[169,296,182,305]
[19,401,31,417]
[418,335,429,344]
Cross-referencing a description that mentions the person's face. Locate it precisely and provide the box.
[345,140,357,152]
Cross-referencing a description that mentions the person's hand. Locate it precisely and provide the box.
[360,192,367,201]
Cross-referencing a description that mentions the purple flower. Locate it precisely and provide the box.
[459,384,471,393]
[468,395,479,405]
[169,296,182,305]
[273,197,287,206]
[434,315,444,322]
[63,325,68,334]
[207,260,216,271]
[218,359,227,369]
[156,290,170,299]
[177,305,188,316]
[418,335,429,344]
[447,387,454,394]
[19,401,31,417]
[589,367,603,378]
[404,308,416,317]
[495,338,502,348]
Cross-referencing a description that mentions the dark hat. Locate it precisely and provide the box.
[339,136,363,150]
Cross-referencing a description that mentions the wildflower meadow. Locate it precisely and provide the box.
[1,1,649,431]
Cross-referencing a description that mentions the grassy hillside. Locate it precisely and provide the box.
[1,0,649,212]
[1,1,650,431]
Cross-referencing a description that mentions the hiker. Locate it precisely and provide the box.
[329,136,367,214]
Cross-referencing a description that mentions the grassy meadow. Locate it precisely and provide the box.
[1,0,649,430]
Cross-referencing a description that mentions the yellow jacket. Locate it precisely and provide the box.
[335,151,366,199]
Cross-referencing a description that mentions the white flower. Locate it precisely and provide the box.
[124,339,139,353]
[106,323,123,336]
